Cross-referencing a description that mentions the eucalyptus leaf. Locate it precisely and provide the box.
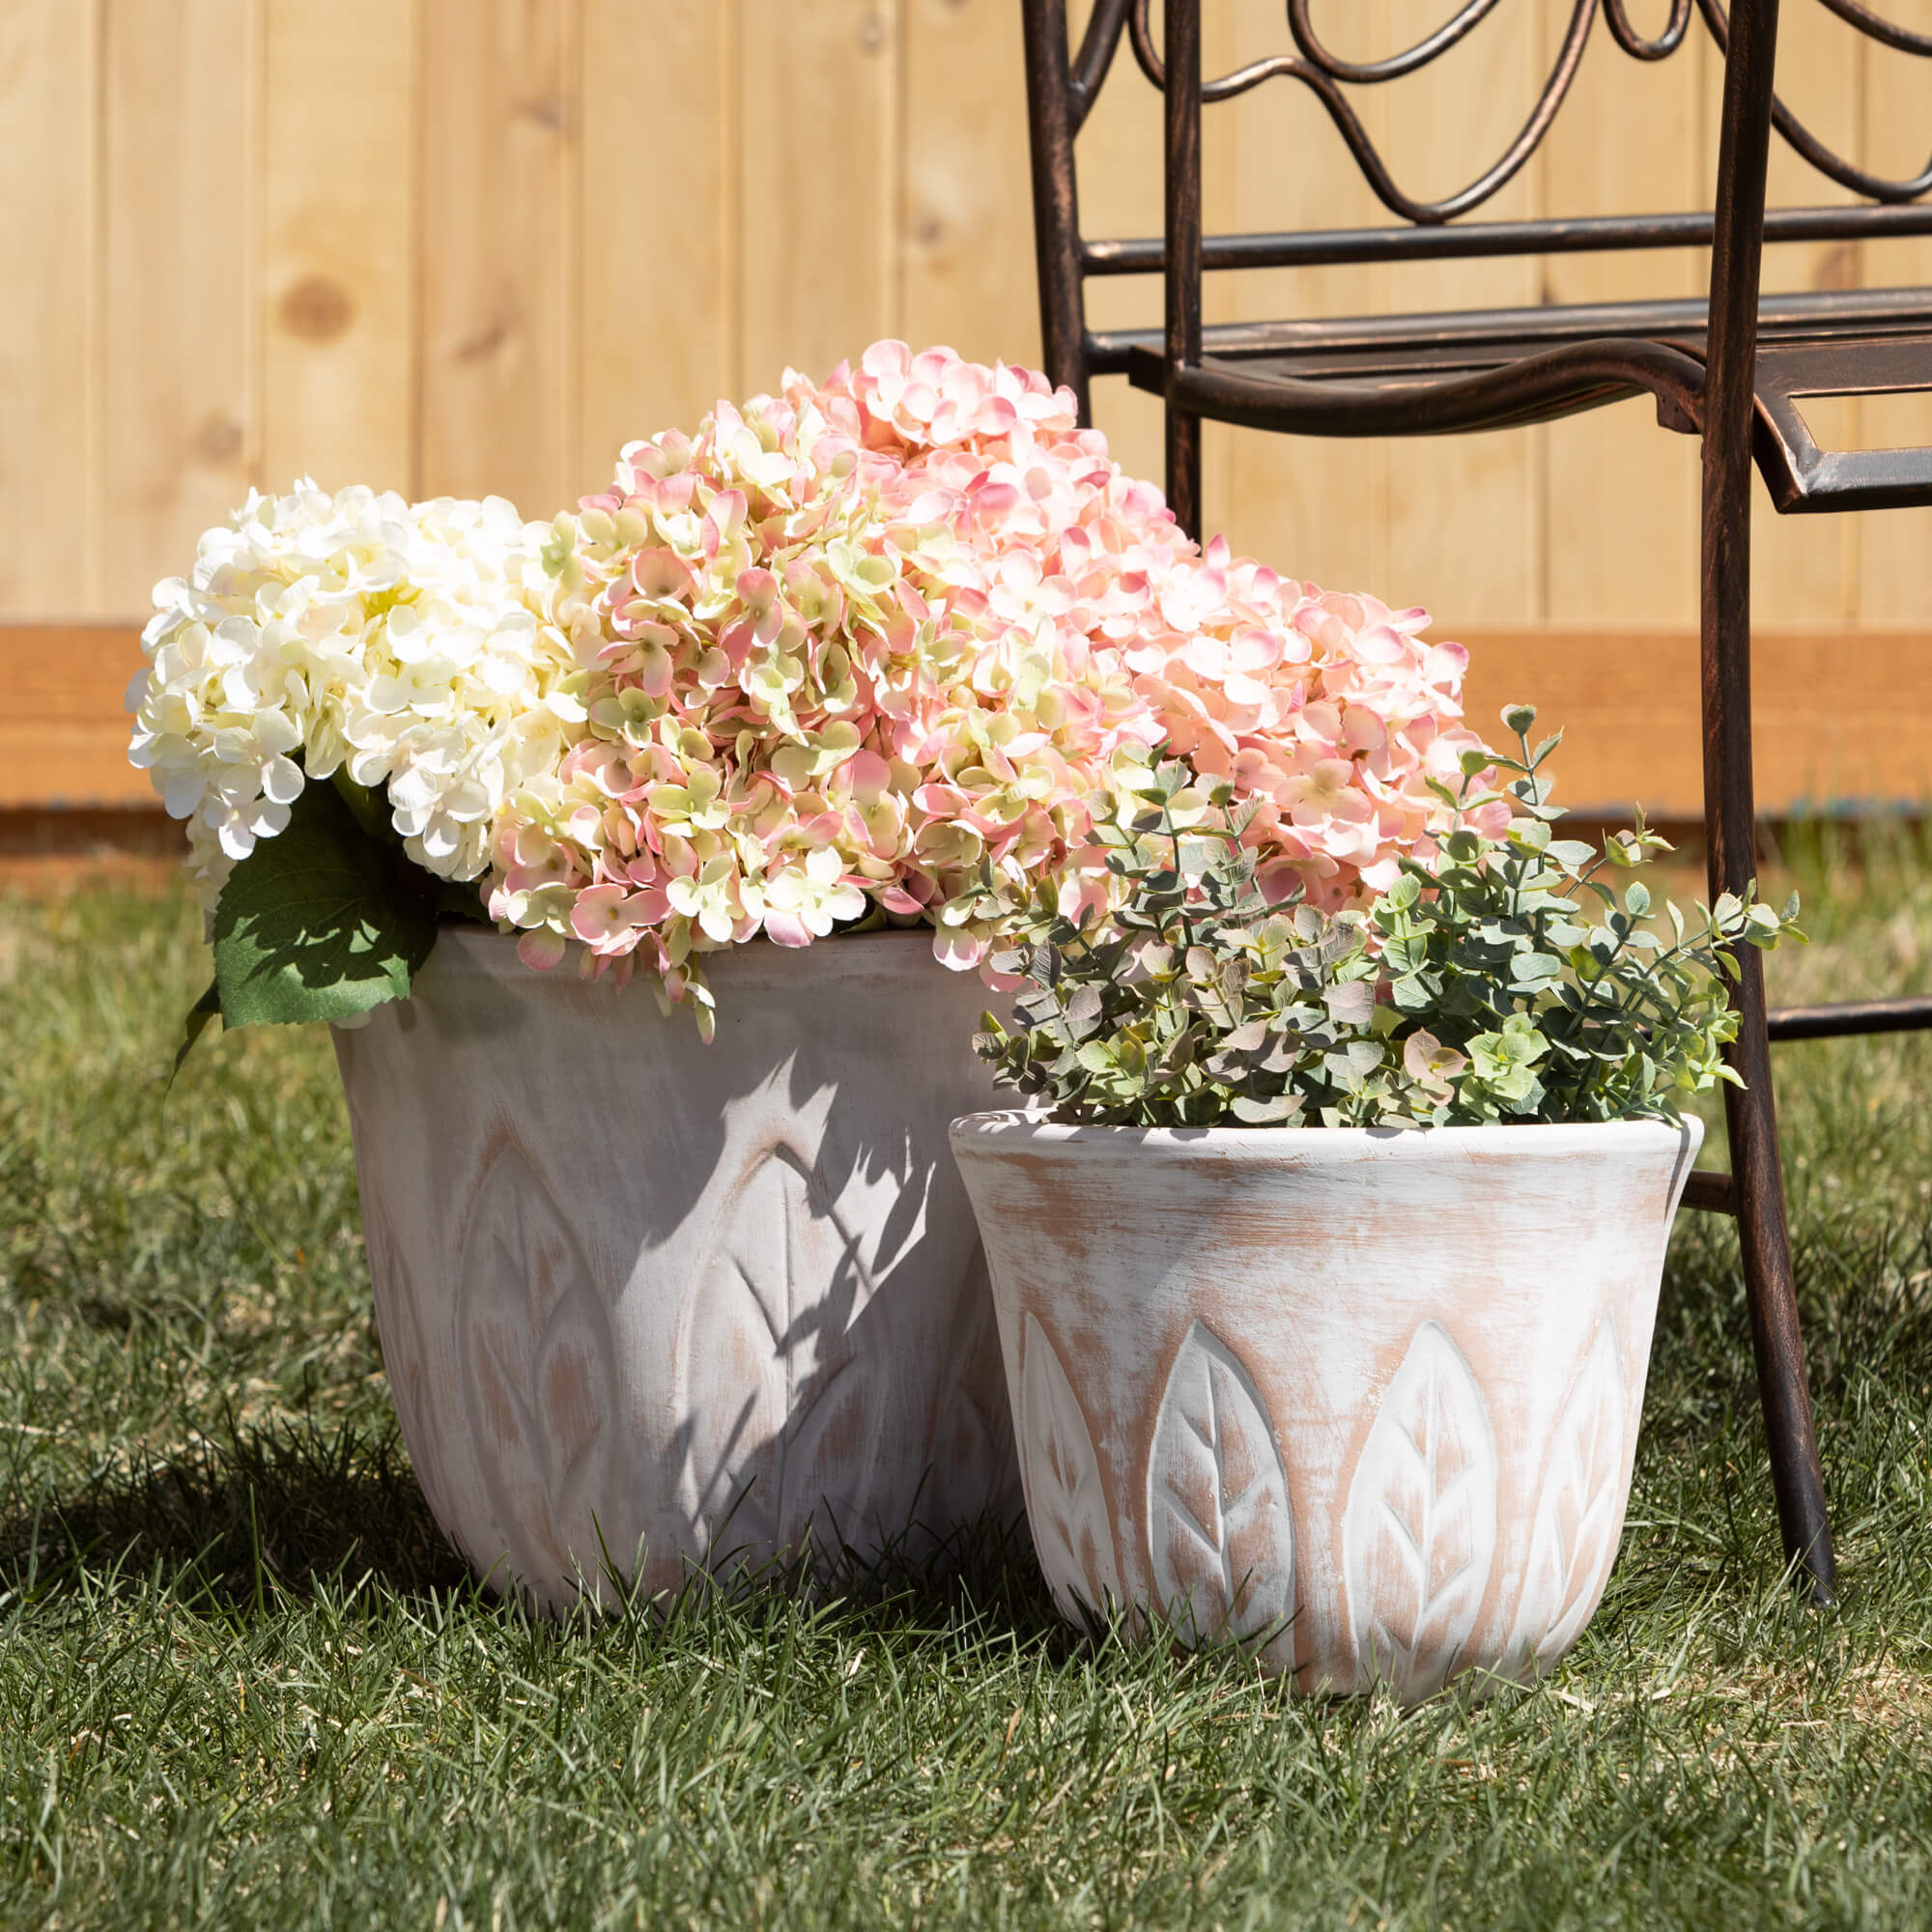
[1543,839,1599,867]
[970,725,1800,1131]
[1231,1093,1302,1124]
[168,980,222,1090]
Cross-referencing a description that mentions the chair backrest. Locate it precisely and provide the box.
[1022,0,1932,419]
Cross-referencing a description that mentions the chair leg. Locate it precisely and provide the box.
[1161,0,1204,545]
[1167,408,1202,543]
[1721,940,1839,1604]
[1698,0,1835,1605]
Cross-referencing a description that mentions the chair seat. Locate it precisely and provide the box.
[1120,287,1932,513]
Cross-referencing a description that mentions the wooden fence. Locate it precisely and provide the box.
[3,0,1929,823]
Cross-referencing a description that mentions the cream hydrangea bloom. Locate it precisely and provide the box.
[128,480,584,907]
[128,354,1506,1042]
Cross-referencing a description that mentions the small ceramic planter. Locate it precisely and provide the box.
[950,1112,1703,1701]
[333,927,1019,1612]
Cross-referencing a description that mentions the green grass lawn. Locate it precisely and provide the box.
[4,829,1932,1931]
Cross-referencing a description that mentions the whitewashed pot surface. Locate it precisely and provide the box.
[949,1112,1703,1701]
[333,926,1019,1613]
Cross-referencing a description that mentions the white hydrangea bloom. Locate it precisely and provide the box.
[127,480,586,908]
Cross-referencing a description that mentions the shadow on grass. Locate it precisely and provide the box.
[0,1415,473,1611]
[0,1413,1078,1661]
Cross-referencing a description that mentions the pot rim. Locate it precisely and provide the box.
[425,919,952,994]
[949,1107,1704,1162]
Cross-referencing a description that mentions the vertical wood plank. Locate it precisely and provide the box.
[1065,2,1236,529]
[261,0,417,496]
[581,0,733,469]
[100,0,260,614]
[1744,3,1861,625]
[1378,0,1539,626]
[0,2,97,613]
[738,0,901,391]
[1537,17,1705,632]
[1218,0,1387,592]
[901,0,1039,371]
[419,0,582,515]
[1198,6,1237,540]
[1855,0,1932,627]
[1063,0,1166,500]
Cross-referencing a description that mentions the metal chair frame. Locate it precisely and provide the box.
[1022,0,1932,1605]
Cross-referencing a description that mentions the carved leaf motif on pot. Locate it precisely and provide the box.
[926,1244,1022,1536]
[1344,1320,1498,1701]
[1019,1312,1122,1622]
[677,1141,891,1566]
[361,1183,461,1548]
[459,1135,624,1608]
[1147,1321,1296,1670]
[1503,1314,1629,1680]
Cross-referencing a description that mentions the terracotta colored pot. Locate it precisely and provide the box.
[332,926,1018,1612]
[949,1112,1703,1701]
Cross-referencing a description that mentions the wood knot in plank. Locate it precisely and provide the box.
[193,413,244,465]
[278,274,355,344]
[520,94,575,135]
[454,312,516,365]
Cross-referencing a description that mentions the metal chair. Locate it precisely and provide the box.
[1022,0,1932,1605]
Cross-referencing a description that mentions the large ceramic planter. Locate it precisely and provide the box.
[950,1113,1703,1701]
[333,926,1019,1611]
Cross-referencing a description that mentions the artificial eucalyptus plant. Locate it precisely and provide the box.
[973,706,1801,1128]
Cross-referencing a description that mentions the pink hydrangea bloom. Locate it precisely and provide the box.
[488,341,1501,1027]
[1119,538,1507,909]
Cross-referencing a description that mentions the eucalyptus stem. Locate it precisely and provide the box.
[976,717,1802,1131]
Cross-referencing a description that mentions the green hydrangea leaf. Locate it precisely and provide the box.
[167,979,222,1091]
[433,874,494,924]
[211,779,438,1029]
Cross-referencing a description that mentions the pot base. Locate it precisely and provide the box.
[335,928,1022,1612]
[951,1111,1702,1700]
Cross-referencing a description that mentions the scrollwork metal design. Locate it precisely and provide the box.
[1289,0,1508,82]
[1694,0,1932,202]
[1068,0,1134,119]
[1814,0,1932,57]
[1604,0,1694,60]
[1070,0,1929,221]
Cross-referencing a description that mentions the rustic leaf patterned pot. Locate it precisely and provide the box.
[331,926,1020,1612]
[950,1111,1703,1701]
